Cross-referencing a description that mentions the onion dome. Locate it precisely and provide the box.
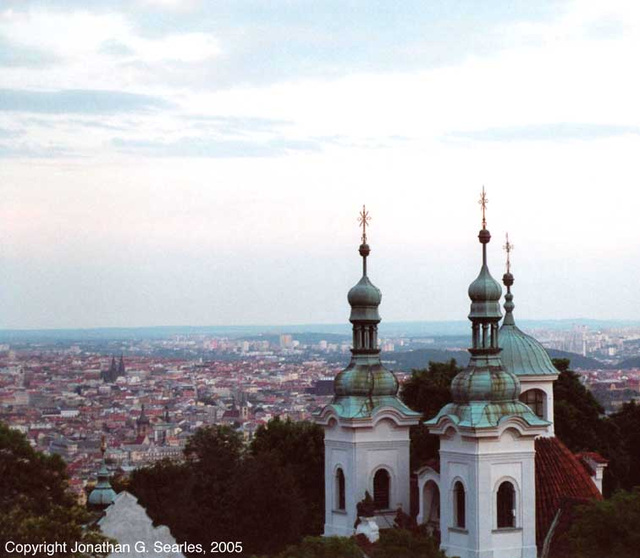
[500,253,557,377]
[320,206,420,421]
[468,228,503,320]
[347,243,382,322]
[426,189,547,430]
[88,438,116,509]
[450,355,520,402]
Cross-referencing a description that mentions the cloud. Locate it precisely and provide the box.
[111,135,322,158]
[448,123,640,142]
[0,35,58,67]
[0,142,71,158]
[0,89,174,114]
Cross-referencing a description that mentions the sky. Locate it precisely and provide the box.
[1,0,640,329]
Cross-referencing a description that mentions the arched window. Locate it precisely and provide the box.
[520,389,545,419]
[497,481,516,528]
[373,469,390,510]
[454,481,466,529]
[423,480,440,526]
[336,468,345,510]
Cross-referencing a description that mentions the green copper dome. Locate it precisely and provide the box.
[318,212,419,423]
[347,243,382,322]
[334,355,398,397]
[88,461,116,508]
[451,354,520,402]
[500,272,558,377]
[468,229,502,320]
[426,194,547,430]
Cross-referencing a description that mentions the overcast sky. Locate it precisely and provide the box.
[1,0,639,329]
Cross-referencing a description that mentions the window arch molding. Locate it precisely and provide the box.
[333,465,346,511]
[520,388,547,420]
[450,477,467,530]
[370,465,395,511]
[492,476,521,530]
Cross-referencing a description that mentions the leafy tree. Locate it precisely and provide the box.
[250,417,324,535]
[270,536,363,558]
[372,528,448,558]
[552,358,627,494]
[400,360,460,420]
[234,452,306,555]
[129,459,196,544]
[552,359,606,452]
[400,360,460,468]
[131,422,320,557]
[609,401,640,490]
[561,488,640,558]
[0,422,110,557]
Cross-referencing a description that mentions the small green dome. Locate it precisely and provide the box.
[500,277,558,377]
[451,355,520,403]
[334,358,398,397]
[88,463,116,508]
[468,265,502,319]
[348,275,382,317]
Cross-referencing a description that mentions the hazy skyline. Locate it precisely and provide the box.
[1,0,640,329]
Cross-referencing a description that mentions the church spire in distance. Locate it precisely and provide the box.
[503,233,516,326]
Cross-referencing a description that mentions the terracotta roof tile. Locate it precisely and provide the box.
[535,437,602,550]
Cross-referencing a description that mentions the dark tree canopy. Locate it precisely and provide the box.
[250,417,325,536]
[400,360,460,469]
[559,488,640,558]
[0,422,110,557]
[131,419,324,557]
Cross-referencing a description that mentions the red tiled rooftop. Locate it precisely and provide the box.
[535,436,602,550]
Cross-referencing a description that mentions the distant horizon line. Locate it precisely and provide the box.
[3,317,640,334]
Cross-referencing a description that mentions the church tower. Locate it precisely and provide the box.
[315,206,420,537]
[88,436,116,510]
[499,236,558,436]
[426,190,548,558]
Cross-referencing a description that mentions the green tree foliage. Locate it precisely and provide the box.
[400,360,460,468]
[268,530,447,558]
[130,420,322,557]
[552,359,628,494]
[372,528,449,558]
[400,360,460,419]
[250,417,324,535]
[552,359,607,452]
[234,452,305,555]
[562,488,640,558]
[608,401,640,490]
[0,422,110,557]
[270,536,363,558]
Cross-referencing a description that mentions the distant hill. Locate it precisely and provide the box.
[615,356,640,369]
[1,320,640,350]
[545,349,609,370]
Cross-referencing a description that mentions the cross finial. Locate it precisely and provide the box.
[101,435,106,456]
[479,186,488,229]
[358,204,371,244]
[504,232,514,273]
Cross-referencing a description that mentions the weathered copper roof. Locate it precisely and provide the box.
[535,436,602,550]
[500,272,558,377]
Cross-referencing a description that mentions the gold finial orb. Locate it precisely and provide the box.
[358,204,371,244]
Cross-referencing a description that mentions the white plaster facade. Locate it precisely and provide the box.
[319,410,416,537]
[425,418,547,558]
[518,375,557,437]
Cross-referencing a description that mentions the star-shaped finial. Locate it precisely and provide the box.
[358,205,371,244]
[504,233,514,273]
[478,186,488,229]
